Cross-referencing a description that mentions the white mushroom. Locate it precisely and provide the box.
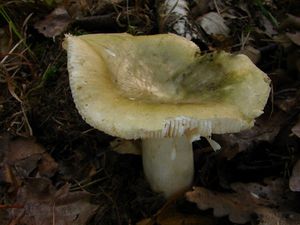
[64,33,271,197]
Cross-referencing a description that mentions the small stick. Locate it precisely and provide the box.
[0,204,24,209]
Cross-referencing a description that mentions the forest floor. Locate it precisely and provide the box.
[0,1,300,225]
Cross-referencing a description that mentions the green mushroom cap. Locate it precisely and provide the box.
[64,33,270,140]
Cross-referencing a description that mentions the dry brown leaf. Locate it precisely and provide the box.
[275,96,298,112]
[286,32,300,46]
[9,177,97,225]
[273,34,294,49]
[255,207,300,225]
[187,186,254,224]
[216,112,283,160]
[289,160,300,192]
[0,137,58,184]
[34,7,72,38]
[5,138,46,162]
[186,178,300,224]
[190,0,211,17]
[239,45,261,64]
[137,205,214,225]
[64,0,89,18]
[260,15,278,37]
[291,117,300,138]
[38,152,59,177]
[196,12,230,37]
[6,78,22,103]
[280,14,300,30]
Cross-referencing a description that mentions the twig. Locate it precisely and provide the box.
[213,0,220,14]
[21,103,33,136]
[0,204,24,209]
[70,177,107,192]
[0,39,23,64]
[74,13,117,30]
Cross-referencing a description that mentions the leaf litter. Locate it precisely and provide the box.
[9,178,98,225]
[289,160,300,192]
[1,0,300,224]
[186,178,300,225]
[0,137,58,186]
[0,137,97,225]
[34,7,72,38]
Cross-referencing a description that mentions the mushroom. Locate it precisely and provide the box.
[63,33,270,197]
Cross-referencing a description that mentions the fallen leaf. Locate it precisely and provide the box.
[275,96,298,112]
[64,0,89,19]
[255,207,300,225]
[38,152,59,177]
[0,137,58,184]
[289,160,300,192]
[5,138,46,162]
[186,178,300,224]
[286,32,300,46]
[273,34,293,49]
[196,12,230,37]
[216,112,284,160]
[187,187,254,224]
[190,0,211,17]
[137,204,214,225]
[260,15,278,37]
[239,45,261,64]
[280,14,300,30]
[9,177,98,225]
[6,78,22,103]
[34,7,72,38]
[292,117,300,138]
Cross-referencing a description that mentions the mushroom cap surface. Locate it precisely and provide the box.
[64,33,271,139]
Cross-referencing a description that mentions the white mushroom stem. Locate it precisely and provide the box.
[142,136,194,197]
